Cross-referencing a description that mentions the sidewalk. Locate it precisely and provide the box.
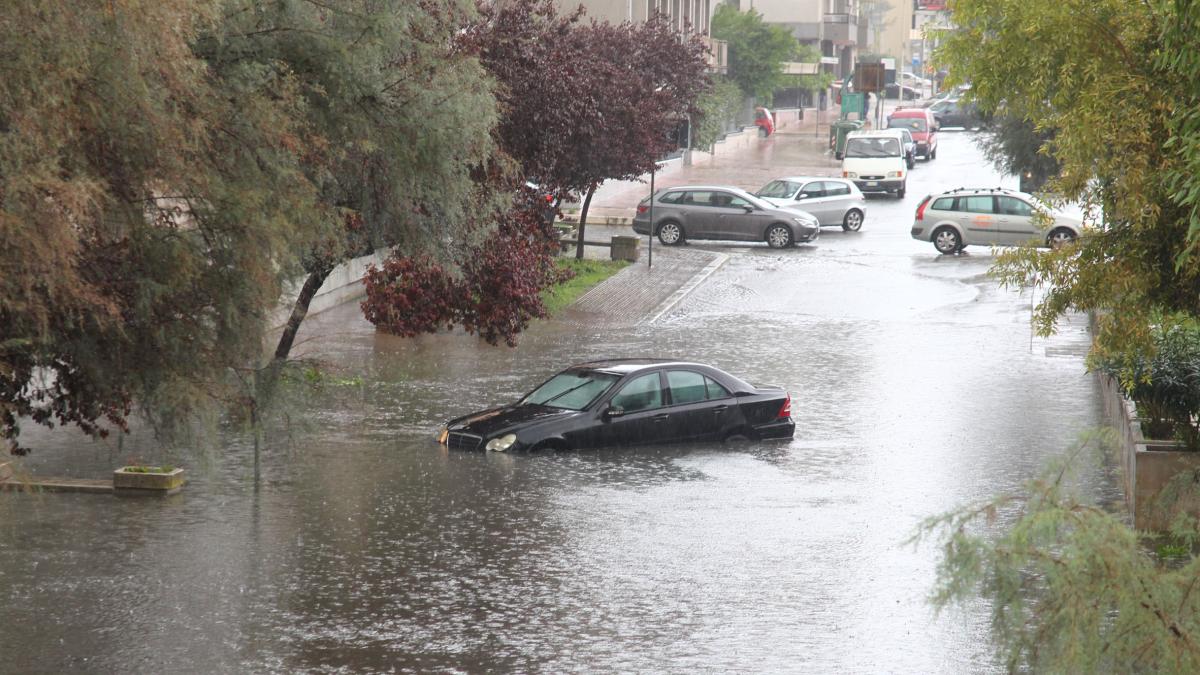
[562,246,727,326]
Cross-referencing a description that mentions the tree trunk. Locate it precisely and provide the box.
[574,183,597,260]
[257,265,333,405]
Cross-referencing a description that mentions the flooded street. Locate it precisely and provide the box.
[1,132,1119,672]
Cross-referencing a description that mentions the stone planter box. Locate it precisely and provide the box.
[1097,372,1200,530]
[113,467,185,495]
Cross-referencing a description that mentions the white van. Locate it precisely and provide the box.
[841,130,908,199]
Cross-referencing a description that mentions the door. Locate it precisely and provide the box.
[994,195,1040,245]
[820,181,856,225]
[960,195,999,245]
[793,181,834,225]
[594,371,674,447]
[664,370,744,441]
[713,191,771,241]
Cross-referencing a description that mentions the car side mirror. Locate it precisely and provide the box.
[603,405,625,420]
[742,205,754,213]
[798,193,810,200]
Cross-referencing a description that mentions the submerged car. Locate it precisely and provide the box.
[755,177,868,231]
[437,359,795,452]
[911,187,1082,254]
[632,185,819,248]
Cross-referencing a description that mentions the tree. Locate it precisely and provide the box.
[0,0,326,454]
[711,4,802,102]
[977,113,1059,193]
[197,0,502,393]
[463,0,710,259]
[937,0,1200,361]
[914,435,1200,672]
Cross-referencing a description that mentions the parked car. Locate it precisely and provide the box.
[436,359,796,452]
[754,106,775,137]
[885,83,921,101]
[885,107,938,160]
[899,71,931,89]
[632,185,819,248]
[929,98,984,130]
[911,187,1082,254]
[755,176,868,231]
[841,130,908,198]
[896,128,917,169]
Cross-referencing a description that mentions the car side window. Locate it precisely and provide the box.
[931,197,956,211]
[610,372,663,412]
[684,191,715,207]
[727,195,753,208]
[800,182,825,198]
[964,196,994,214]
[823,181,851,197]
[667,371,707,405]
[757,180,800,199]
[705,377,731,400]
[659,191,684,204]
[996,196,1033,217]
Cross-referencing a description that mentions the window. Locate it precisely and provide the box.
[996,196,1033,217]
[727,194,753,208]
[667,371,707,405]
[800,182,826,198]
[844,137,900,158]
[683,191,716,207]
[757,180,801,199]
[887,117,927,132]
[610,372,663,412]
[964,196,994,213]
[659,191,685,204]
[522,371,620,411]
[705,377,731,400]
[932,197,956,211]
[823,181,851,197]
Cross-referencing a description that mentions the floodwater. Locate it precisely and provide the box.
[1,132,1120,673]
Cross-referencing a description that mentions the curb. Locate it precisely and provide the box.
[638,250,729,326]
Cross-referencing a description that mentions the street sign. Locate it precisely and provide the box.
[782,62,820,75]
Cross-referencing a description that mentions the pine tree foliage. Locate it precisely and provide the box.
[914,435,1200,673]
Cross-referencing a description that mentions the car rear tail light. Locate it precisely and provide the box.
[636,204,649,215]
[915,195,932,221]
[777,394,792,419]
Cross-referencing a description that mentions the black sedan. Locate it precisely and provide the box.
[437,359,795,452]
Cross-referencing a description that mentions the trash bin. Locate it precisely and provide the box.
[831,119,864,159]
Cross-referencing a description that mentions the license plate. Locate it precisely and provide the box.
[866,181,878,186]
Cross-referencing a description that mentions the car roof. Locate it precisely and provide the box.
[845,129,904,139]
[889,108,932,117]
[569,358,717,375]
[931,186,1032,199]
[659,185,753,195]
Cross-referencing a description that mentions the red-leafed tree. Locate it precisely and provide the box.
[360,192,570,346]
[462,0,711,258]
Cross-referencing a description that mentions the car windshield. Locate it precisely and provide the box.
[888,117,927,132]
[756,180,802,199]
[521,370,620,410]
[844,137,901,158]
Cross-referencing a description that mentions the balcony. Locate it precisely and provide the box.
[701,36,728,75]
[823,12,858,44]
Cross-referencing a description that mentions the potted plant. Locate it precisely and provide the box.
[113,464,185,494]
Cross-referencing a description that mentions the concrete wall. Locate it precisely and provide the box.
[271,251,386,330]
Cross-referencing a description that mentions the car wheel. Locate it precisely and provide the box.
[723,430,755,444]
[765,224,793,249]
[530,439,568,453]
[842,209,864,232]
[907,157,915,169]
[933,226,961,254]
[897,184,906,199]
[1047,227,1077,249]
[657,221,684,246]
[930,147,937,160]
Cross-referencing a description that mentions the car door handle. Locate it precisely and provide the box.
[713,405,728,415]
[652,413,670,422]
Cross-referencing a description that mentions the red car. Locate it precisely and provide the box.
[754,106,775,137]
[885,107,938,161]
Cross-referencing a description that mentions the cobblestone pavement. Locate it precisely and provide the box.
[563,245,727,325]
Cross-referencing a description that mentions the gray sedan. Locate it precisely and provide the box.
[632,186,820,248]
[755,177,868,232]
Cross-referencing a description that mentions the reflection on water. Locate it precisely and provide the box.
[1,244,1114,673]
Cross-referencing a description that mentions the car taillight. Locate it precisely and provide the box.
[915,195,932,221]
[636,204,649,215]
[777,393,792,419]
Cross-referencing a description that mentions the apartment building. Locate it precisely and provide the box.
[558,0,728,73]
[735,0,862,79]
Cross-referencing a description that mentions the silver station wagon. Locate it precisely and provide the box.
[632,185,820,248]
[755,176,868,231]
[911,187,1082,254]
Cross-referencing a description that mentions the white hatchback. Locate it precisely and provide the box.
[756,177,868,231]
[911,188,1082,254]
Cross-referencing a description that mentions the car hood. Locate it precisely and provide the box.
[447,403,580,437]
[771,205,819,223]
